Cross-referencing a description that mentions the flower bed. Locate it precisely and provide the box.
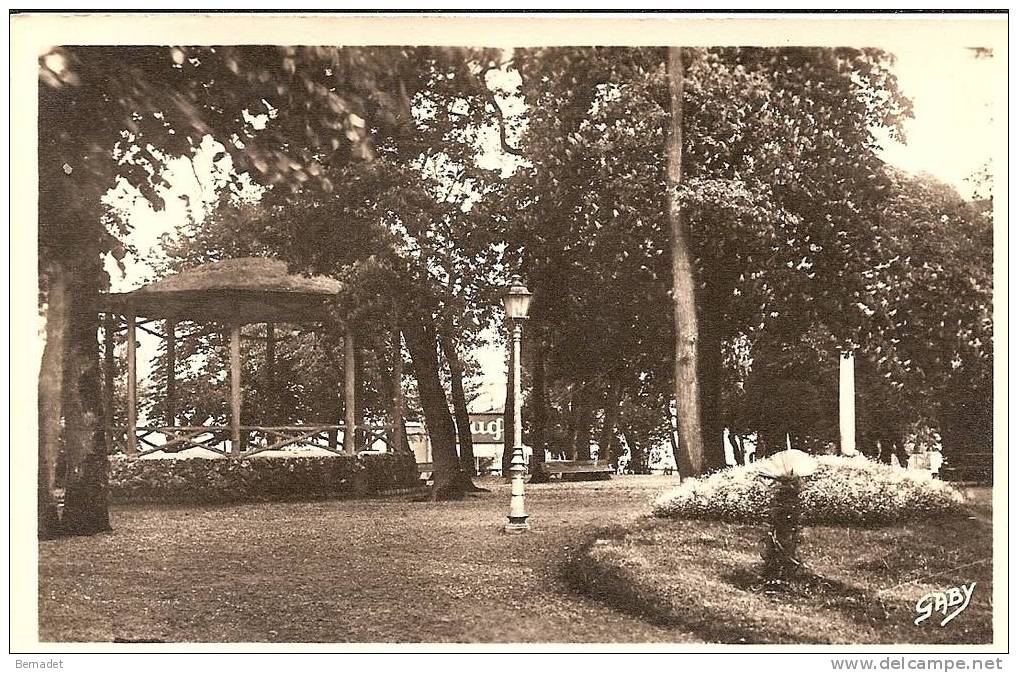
[108,452,420,503]
[652,456,965,525]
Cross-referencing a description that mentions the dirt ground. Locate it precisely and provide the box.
[38,474,697,643]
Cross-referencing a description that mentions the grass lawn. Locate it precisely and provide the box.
[572,485,993,644]
[39,475,702,643]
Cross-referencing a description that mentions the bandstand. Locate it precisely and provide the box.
[97,257,405,458]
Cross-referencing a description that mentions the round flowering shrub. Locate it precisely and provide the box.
[652,456,965,525]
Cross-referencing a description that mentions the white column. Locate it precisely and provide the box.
[839,351,856,455]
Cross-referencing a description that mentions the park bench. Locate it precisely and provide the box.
[535,459,613,482]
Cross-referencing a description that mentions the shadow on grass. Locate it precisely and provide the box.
[724,566,895,629]
[562,504,992,644]
[560,521,776,644]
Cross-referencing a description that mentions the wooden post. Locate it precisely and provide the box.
[391,327,405,452]
[265,322,276,425]
[103,312,116,450]
[126,313,137,455]
[839,351,856,455]
[344,331,356,455]
[166,319,176,426]
[230,324,243,456]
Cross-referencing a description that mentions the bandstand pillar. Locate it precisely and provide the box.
[166,319,176,426]
[126,313,138,455]
[391,326,405,452]
[230,324,243,456]
[265,322,276,424]
[344,331,357,455]
[103,312,116,450]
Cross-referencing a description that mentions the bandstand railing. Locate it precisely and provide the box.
[109,423,402,457]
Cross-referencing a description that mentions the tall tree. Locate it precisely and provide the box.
[667,47,706,477]
[37,263,69,537]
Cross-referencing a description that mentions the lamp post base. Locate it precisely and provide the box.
[503,520,531,534]
[505,444,530,534]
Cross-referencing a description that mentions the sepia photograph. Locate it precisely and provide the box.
[9,9,1007,659]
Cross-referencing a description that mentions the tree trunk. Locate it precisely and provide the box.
[755,430,770,459]
[572,383,595,460]
[889,440,909,467]
[58,267,112,536]
[667,408,680,470]
[757,428,782,459]
[402,316,466,500]
[440,326,477,476]
[667,46,705,480]
[698,313,727,472]
[399,417,413,454]
[440,325,487,492]
[389,326,412,455]
[872,434,900,463]
[565,384,579,461]
[696,236,739,472]
[529,340,548,470]
[38,263,68,539]
[624,428,647,474]
[598,382,620,467]
[938,380,992,470]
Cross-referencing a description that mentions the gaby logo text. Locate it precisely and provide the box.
[914,582,976,626]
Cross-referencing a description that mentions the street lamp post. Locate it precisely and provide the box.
[502,276,533,534]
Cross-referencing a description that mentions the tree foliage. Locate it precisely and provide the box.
[37,42,994,536]
[498,46,987,472]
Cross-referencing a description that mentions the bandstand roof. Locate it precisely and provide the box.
[98,257,343,324]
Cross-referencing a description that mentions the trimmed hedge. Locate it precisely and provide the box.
[652,456,966,526]
[108,452,420,503]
